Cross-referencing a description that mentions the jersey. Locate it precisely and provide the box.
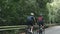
[37,16,43,21]
[27,16,34,25]
[27,16,34,21]
[37,16,44,26]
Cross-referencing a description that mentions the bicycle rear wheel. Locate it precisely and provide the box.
[39,30,42,34]
[25,28,33,34]
[39,26,43,34]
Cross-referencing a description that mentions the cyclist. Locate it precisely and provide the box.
[27,13,35,33]
[37,14,45,32]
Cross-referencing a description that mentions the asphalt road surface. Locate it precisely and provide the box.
[33,26,60,34]
[45,26,60,34]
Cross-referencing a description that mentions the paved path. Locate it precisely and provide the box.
[45,26,60,34]
[33,26,60,34]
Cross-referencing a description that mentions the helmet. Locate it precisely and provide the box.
[39,14,43,16]
[30,13,34,15]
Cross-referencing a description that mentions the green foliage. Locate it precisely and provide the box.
[47,0,60,23]
[0,0,49,25]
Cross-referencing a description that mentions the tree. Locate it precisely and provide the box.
[0,0,50,25]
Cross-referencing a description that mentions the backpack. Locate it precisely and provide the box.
[37,16,43,21]
[27,16,34,21]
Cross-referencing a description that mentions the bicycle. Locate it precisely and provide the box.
[25,25,33,34]
[37,25,44,34]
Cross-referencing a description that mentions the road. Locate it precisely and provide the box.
[33,26,60,34]
[45,26,60,34]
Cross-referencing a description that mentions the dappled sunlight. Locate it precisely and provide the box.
[47,0,60,23]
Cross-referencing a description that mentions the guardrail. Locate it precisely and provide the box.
[0,24,56,31]
[0,25,27,31]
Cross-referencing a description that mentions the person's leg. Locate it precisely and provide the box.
[41,21,44,29]
[30,22,34,33]
[27,21,31,32]
[30,25,33,32]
